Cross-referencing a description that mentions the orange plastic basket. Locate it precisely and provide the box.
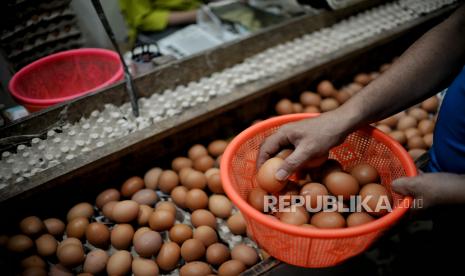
[220,113,416,267]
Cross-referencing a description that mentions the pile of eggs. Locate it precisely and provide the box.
[274,60,439,159]
[250,155,389,228]
[1,141,263,276]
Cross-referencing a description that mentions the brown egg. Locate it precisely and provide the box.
[102,201,117,220]
[324,172,359,200]
[144,167,163,190]
[41,218,64,237]
[408,136,427,149]
[421,96,439,112]
[85,223,110,248]
[83,249,109,274]
[231,244,258,267]
[106,250,132,275]
[300,183,328,209]
[111,224,134,249]
[354,73,371,86]
[275,99,293,115]
[408,108,428,121]
[121,176,145,197]
[256,157,287,193]
[404,128,421,139]
[185,189,209,211]
[206,243,230,266]
[179,168,194,183]
[169,224,193,245]
[317,80,336,97]
[57,238,82,252]
[20,216,45,237]
[132,258,159,276]
[49,264,73,276]
[360,183,391,216]
[300,92,321,106]
[418,119,435,135]
[131,189,158,206]
[292,103,304,113]
[67,202,94,222]
[7,234,33,253]
[137,205,153,225]
[21,255,46,269]
[247,187,267,212]
[148,210,175,231]
[320,98,340,112]
[57,243,85,267]
[345,83,363,95]
[193,155,215,172]
[376,124,391,133]
[188,144,208,160]
[304,105,320,113]
[193,226,218,247]
[397,116,417,131]
[208,140,228,157]
[191,209,217,229]
[66,217,89,239]
[311,212,346,228]
[156,242,181,271]
[155,201,177,216]
[181,239,206,262]
[172,157,193,172]
[35,234,57,257]
[317,159,343,182]
[278,206,309,226]
[346,212,375,227]
[112,200,140,223]
[205,168,219,179]
[134,230,162,257]
[350,164,379,186]
[207,173,224,194]
[334,90,351,106]
[227,212,247,235]
[171,186,188,208]
[218,260,246,276]
[158,170,179,193]
[208,195,232,219]
[389,130,407,145]
[408,148,427,160]
[22,267,47,276]
[378,116,398,128]
[182,170,207,190]
[424,133,433,148]
[180,262,212,276]
[95,189,120,209]
[133,227,151,243]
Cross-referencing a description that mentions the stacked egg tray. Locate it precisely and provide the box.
[0,0,456,188]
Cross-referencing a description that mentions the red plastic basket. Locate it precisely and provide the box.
[220,113,415,267]
[9,48,123,112]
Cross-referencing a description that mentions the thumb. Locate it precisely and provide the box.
[275,146,312,181]
[392,177,415,196]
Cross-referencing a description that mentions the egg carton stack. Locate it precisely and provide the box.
[0,0,457,187]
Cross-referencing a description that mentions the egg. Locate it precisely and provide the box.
[169,224,193,245]
[376,124,391,133]
[354,73,371,86]
[133,227,151,243]
[208,140,228,157]
[408,148,427,160]
[171,186,188,208]
[231,244,258,267]
[408,136,427,149]
[317,159,343,181]
[418,119,435,135]
[21,255,46,269]
[389,130,407,145]
[22,267,47,276]
[275,99,293,115]
[256,157,287,193]
[66,217,89,239]
[144,167,163,189]
[57,243,85,267]
[320,98,340,112]
[137,205,153,225]
[300,92,321,106]
[156,242,181,271]
[49,264,73,276]
[130,188,158,206]
[185,189,209,211]
[421,96,439,112]
[57,238,82,252]
[359,183,391,216]
[227,212,247,235]
[324,172,359,200]
[148,210,175,231]
[181,239,206,262]
[106,250,132,275]
[102,201,117,220]
[83,249,109,274]
[191,209,217,229]
[155,201,177,216]
[317,80,336,97]
[345,83,363,95]
[193,226,218,247]
[179,168,195,183]
[303,105,320,113]
[95,189,120,209]
[207,172,224,194]
[188,144,208,160]
[180,262,212,276]
[334,90,351,104]
[132,258,159,276]
[408,108,428,120]
[310,212,346,228]
[292,103,304,113]
[350,164,379,186]
[7,234,33,253]
[182,169,207,190]
[378,116,398,128]
[35,234,57,257]
[111,224,134,249]
[404,128,421,139]
[300,183,328,208]
[85,222,110,248]
[278,206,309,226]
[424,133,433,147]
[112,200,140,223]
[346,212,375,227]
[121,176,145,197]
[134,230,162,257]
[247,187,267,212]
[158,170,179,193]
[20,216,45,237]
[218,260,246,276]
[208,195,232,219]
[67,202,94,222]
[397,116,417,131]
[172,157,193,172]
[206,243,230,266]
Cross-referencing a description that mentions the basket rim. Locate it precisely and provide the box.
[220,113,415,239]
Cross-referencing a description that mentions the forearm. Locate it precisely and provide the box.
[334,4,465,131]
[167,10,197,26]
